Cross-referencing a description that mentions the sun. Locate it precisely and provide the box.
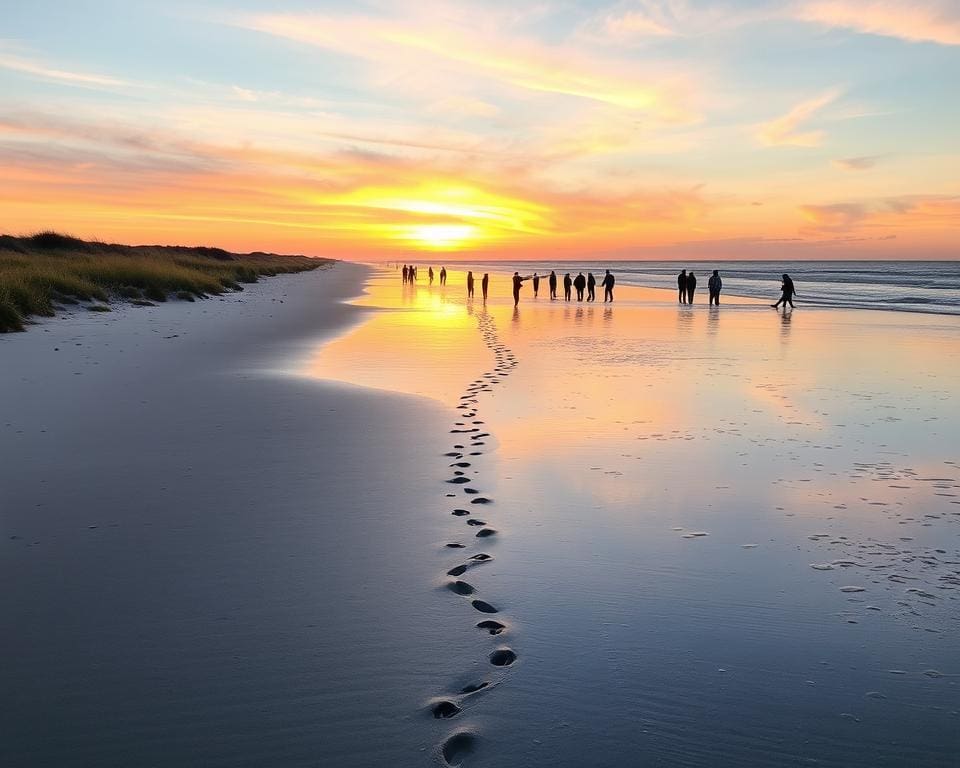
[405,223,478,250]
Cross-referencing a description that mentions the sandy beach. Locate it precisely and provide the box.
[2,264,959,767]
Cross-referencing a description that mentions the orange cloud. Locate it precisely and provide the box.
[797,1,960,46]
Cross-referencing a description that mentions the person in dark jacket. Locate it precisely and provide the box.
[532,273,540,297]
[563,273,572,301]
[549,270,558,299]
[602,270,615,302]
[574,272,586,301]
[772,273,797,309]
[466,271,474,298]
[586,272,596,302]
[402,264,409,283]
[511,272,532,307]
[428,266,434,284]
[708,270,722,305]
[678,270,687,303]
[481,273,489,301]
[439,266,447,285]
[685,271,697,303]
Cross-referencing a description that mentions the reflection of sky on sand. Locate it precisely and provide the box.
[310,267,960,766]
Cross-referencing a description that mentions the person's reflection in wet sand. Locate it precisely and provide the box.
[780,307,793,342]
[603,306,613,323]
[707,305,720,336]
[512,305,520,325]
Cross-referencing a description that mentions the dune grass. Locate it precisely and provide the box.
[0,232,328,332]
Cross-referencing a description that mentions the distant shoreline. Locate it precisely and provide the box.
[0,232,331,333]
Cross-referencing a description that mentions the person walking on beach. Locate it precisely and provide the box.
[428,266,434,285]
[512,272,532,307]
[564,273,572,301]
[685,271,697,303]
[602,270,615,302]
[402,264,408,283]
[440,266,447,285]
[533,273,540,297]
[549,270,558,299]
[574,272,586,301]
[482,273,489,302]
[678,269,687,303]
[772,273,796,309]
[708,270,722,305]
[467,271,475,298]
[587,272,596,302]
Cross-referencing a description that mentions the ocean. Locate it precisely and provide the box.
[454,261,960,316]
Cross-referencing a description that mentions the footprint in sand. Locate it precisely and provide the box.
[447,477,471,484]
[477,620,506,635]
[471,599,498,613]
[489,648,517,667]
[460,681,489,694]
[466,519,486,526]
[452,509,470,516]
[448,580,475,595]
[447,564,468,576]
[446,543,465,549]
[441,732,477,767]
[432,701,462,719]
[470,553,492,561]
[476,528,497,537]
[450,462,471,468]
[471,497,492,504]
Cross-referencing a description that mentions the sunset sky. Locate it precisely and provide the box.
[2,0,958,259]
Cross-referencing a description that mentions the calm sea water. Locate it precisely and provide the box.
[454,261,960,316]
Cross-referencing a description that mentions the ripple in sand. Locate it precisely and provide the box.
[839,586,866,593]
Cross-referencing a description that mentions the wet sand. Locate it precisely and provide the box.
[2,263,957,767]
[313,267,960,767]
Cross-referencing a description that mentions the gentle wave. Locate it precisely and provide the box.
[457,260,960,316]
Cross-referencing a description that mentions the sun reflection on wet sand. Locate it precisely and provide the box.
[307,265,960,766]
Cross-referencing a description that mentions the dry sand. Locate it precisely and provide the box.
[2,263,959,767]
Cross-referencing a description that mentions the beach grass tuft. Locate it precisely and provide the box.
[0,232,328,332]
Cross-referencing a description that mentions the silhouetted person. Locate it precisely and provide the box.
[532,273,540,297]
[440,266,447,285]
[467,271,475,298]
[602,270,615,302]
[428,266,434,284]
[587,272,596,302]
[685,271,697,303]
[678,269,687,303]
[708,270,722,305]
[511,272,532,307]
[549,270,558,299]
[482,273,489,301]
[772,273,796,309]
[574,272,586,301]
[563,273,572,301]
[402,264,408,283]
[410,265,417,281]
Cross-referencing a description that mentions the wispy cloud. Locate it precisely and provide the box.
[756,89,840,147]
[241,10,698,121]
[0,48,129,88]
[796,1,960,46]
[832,155,884,171]
[801,195,960,233]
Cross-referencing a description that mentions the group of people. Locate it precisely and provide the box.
[401,264,798,310]
[460,270,616,306]
[677,269,724,305]
[401,263,447,285]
